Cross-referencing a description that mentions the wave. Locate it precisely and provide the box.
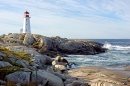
[112,45,130,50]
[102,43,112,49]
[103,42,130,50]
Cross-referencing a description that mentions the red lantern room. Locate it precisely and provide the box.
[24,11,29,17]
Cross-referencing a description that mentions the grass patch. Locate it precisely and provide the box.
[32,42,41,48]
[0,47,31,62]
[0,46,32,67]
[0,66,21,80]
[0,47,38,85]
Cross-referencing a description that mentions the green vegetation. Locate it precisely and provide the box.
[0,46,32,81]
[0,66,21,81]
[0,47,31,61]
[19,33,26,40]
[32,42,40,48]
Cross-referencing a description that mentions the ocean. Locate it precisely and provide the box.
[65,39,130,67]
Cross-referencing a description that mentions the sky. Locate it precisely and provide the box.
[0,0,130,39]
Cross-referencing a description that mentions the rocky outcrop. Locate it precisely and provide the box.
[0,61,12,68]
[6,70,64,86]
[0,46,71,86]
[0,52,6,57]
[23,34,34,46]
[39,36,53,50]
[68,67,130,86]
[6,46,52,67]
[15,60,28,68]
[0,33,107,57]
[56,40,94,54]
[6,72,31,84]
[44,55,53,65]
[0,33,108,86]
[33,70,64,86]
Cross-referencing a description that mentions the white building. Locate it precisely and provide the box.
[22,11,31,34]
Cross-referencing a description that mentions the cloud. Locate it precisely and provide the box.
[0,0,130,38]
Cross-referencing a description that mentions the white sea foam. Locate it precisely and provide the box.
[102,43,112,49]
[77,57,84,60]
[103,42,130,50]
[112,45,130,50]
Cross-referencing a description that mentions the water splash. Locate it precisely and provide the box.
[112,45,130,50]
[102,42,112,49]
[103,42,130,50]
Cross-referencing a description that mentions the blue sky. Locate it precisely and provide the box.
[0,0,130,39]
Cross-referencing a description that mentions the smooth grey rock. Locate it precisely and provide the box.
[7,46,46,66]
[7,46,26,52]
[44,55,52,64]
[34,55,46,65]
[7,46,40,56]
[21,68,31,71]
[23,34,34,46]
[28,66,37,71]
[9,57,16,63]
[0,61,12,68]
[6,72,31,84]
[58,40,94,54]
[39,36,53,50]
[31,71,48,84]
[30,61,37,66]
[22,60,29,66]
[32,70,64,86]
[16,60,27,68]
[0,52,6,57]
[64,79,73,84]
[55,72,66,80]
[47,66,55,74]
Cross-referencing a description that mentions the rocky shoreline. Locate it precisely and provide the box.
[0,33,107,57]
[1,33,126,86]
[67,66,130,86]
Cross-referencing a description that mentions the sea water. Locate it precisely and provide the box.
[65,39,130,67]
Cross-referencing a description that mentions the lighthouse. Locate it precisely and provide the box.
[22,11,31,34]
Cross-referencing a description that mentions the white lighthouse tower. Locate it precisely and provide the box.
[22,11,31,34]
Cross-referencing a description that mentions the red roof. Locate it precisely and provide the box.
[24,11,29,14]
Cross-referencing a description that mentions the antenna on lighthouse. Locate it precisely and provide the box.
[22,11,31,34]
